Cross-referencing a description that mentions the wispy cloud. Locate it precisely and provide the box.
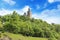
[32,5,60,24]
[0,5,30,16]
[0,5,60,24]
[0,9,13,16]
[3,0,16,5]
[21,6,30,13]
[48,0,55,3]
[48,0,60,3]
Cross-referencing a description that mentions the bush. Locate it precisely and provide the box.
[48,38,57,40]
[3,22,19,33]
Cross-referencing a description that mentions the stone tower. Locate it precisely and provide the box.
[27,8,32,18]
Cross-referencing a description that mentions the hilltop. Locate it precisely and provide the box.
[0,11,60,40]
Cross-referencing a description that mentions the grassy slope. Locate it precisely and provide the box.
[1,32,48,40]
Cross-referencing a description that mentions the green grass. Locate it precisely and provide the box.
[1,32,48,40]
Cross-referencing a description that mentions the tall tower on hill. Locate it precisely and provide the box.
[27,8,32,18]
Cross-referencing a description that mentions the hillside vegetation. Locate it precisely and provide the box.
[0,32,48,40]
[0,11,60,40]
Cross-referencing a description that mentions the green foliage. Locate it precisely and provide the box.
[48,38,57,40]
[3,22,18,33]
[0,11,60,39]
[1,32,48,40]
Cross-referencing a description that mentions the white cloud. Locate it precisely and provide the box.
[21,6,30,13]
[48,0,55,3]
[0,5,30,16]
[0,9,13,16]
[0,5,60,24]
[3,0,16,5]
[48,0,60,3]
[32,5,60,24]
[45,17,60,24]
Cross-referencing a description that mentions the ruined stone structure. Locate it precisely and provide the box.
[24,8,32,18]
[27,8,32,18]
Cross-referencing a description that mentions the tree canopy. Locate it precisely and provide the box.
[0,11,60,40]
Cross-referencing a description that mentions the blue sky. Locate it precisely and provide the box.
[0,0,60,24]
